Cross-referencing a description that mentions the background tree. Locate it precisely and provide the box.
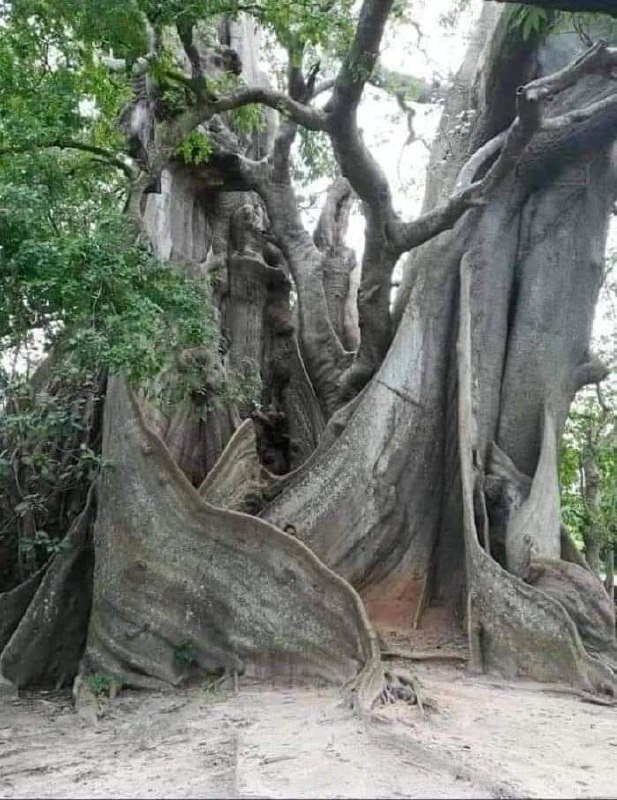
[560,252,616,599]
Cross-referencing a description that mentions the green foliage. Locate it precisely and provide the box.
[505,4,617,44]
[207,73,266,134]
[249,0,355,57]
[505,4,552,41]
[0,5,131,156]
[19,529,72,558]
[219,361,262,410]
[174,640,198,667]
[176,130,214,165]
[0,149,220,384]
[228,100,266,136]
[0,371,107,579]
[84,673,114,696]
[559,393,616,553]
[0,2,222,387]
[292,129,337,185]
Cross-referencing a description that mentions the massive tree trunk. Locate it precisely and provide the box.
[264,14,617,687]
[1,7,615,703]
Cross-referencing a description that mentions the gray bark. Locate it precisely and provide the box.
[264,14,617,687]
[0,486,96,688]
[81,378,383,711]
[313,177,359,352]
[198,418,275,513]
[135,26,324,479]
[2,4,616,701]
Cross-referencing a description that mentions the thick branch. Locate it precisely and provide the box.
[338,207,398,398]
[260,182,352,417]
[271,48,311,182]
[313,177,358,350]
[454,132,507,192]
[542,92,617,131]
[524,42,617,102]
[210,87,326,130]
[391,181,484,253]
[327,0,396,115]
[476,41,617,194]
[574,354,610,390]
[313,176,354,252]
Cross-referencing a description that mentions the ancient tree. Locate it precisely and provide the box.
[1,0,616,708]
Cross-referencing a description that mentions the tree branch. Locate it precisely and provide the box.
[209,87,326,130]
[369,61,444,105]
[487,0,617,18]
[327,0,397,116]
[524,42,617,103]
[541,92,617,131]
[271,46,310,182]
[0,139,137,181]
[574,354,610,390]
[390,181,485,254]
[479,41,617,194]
[454,131,507,192]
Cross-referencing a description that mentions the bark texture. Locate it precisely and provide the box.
[264,16,617,691]
[81,378,383,710]
[458,254,614,694]
[198,418,275,513]
[0,487,96,688]
[0,567,46,652]
[2,5,615,701]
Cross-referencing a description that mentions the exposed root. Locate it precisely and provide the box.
[381,648,467,663]
[376,666,437,716]
[483,678,617,706]
[458,254,617,697]
[84,378,383,718]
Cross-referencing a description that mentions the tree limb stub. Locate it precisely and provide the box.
[574,354,610,390]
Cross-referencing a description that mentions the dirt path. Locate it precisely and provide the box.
[1,664,615,799]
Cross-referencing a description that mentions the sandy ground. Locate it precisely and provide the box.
[0,663,615,799]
